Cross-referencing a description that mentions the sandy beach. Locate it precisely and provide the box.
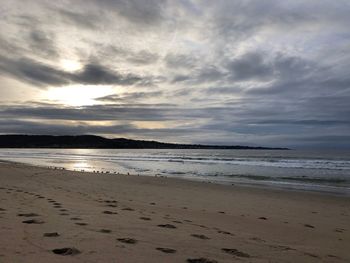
[0,161,349,263]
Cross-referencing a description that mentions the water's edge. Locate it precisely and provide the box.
[0,148,349,196]
[1,158,349,198]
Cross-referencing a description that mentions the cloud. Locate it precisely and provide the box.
[0,119,137,135]
[165,53,198,69]
[226,52,273,81]
[97,91,164,103]
[0,98,350,147]
[0,56,145,87]
[58,9,101,29]
[0,0,350,148]
[72,63,142,85]
[0,56,70,87]
[127,50,160,65]
[28,29,58,58]
[92,0,168,26]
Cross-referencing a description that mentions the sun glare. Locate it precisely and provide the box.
[45,85,113,106]
[60,59,82,72]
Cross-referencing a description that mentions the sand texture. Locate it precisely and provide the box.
[0,162,349,262]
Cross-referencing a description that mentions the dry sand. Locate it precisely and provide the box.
[0,161,349,262]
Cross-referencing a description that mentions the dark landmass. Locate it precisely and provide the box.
[0,135,289,150]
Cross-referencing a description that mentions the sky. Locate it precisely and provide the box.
[0,0,350,148]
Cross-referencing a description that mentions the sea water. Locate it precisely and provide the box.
[0,148,349,195]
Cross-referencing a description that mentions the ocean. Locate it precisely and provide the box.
[0,148,349,195]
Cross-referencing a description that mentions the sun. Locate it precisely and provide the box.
[44,85,114,106]
[60,59,82,72]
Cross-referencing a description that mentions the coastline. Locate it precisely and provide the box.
[0,161,349,262]
[1,157,349,197]
[1,148,349,196]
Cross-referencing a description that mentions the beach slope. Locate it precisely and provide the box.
[0,162,349,262]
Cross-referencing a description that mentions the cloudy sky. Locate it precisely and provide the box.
[0,0,350,148]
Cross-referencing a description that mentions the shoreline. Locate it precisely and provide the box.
[1,158,349,198]
[0,161,349,262]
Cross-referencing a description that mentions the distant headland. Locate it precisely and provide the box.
[0,135,289,150]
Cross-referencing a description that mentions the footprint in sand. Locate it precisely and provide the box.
[103,210,118,215]
[258,217,267,220]
[52,247,80,256]
[304,252,320,258]
[104,200,118,204]
[157,224,177,229]
[249,237,266,243]
[221,248,250,258]
[17,213,39,217]
[327,254,341,259]
[122,207,135,211]
[75,222,88,226]
[70,217,82,221]
[156,247,176,254]
[217,230,233,236]
[191,234,210,240]
[139,217,151,221]
[99,229,112,233]
[269,245,295,251]
[117,238,137,244]
[22,219,44,224]
[304,224,315,228]
[44,232,60,237]
[187,258,218,263]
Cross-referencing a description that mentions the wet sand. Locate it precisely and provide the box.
[0,161,349,262]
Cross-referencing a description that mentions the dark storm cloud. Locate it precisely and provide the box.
[0,56,145,87]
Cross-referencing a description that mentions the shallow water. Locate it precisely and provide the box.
[0,148,349,195]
